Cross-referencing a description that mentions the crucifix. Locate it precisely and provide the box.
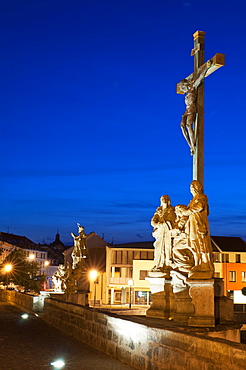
[177,31,225,187]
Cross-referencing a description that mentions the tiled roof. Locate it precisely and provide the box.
[0,231,37,250]
[211,236,246,253]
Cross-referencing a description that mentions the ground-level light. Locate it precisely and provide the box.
[50,359,65,369]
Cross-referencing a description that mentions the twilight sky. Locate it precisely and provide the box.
[0,0,245,245]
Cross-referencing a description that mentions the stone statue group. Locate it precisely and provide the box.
[151,180,214,279]
[52,225,88,293]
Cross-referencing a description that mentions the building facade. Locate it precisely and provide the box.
[105,242,154,305]
[212,236,246,303]
[0,231,58,289]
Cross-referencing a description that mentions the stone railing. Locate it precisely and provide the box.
[0,289,47,312]
[42,297,246,370]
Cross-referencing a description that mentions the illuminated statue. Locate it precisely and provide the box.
[52,264,66,292]
[150,181,214,279]
[65,262,77,293]
[151,195,176,272]
[174,180,214,278]
[180,61,211,155]
[71,224,87,269]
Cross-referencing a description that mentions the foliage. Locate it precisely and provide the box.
[0,249,46,293]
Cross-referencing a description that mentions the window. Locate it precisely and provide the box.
[229,271,236,282]
[242,272,246,283]
[222,254,229,263]
[116,251,122,264]
[213,253,220,263]
[112,251,117,264]
[140,251,147,259]
[147,251,154,260]
[236,254,241,263]
[134,251,140,260]
[127,251,133,264]
[139,270,148,280]
[122,251,127,264]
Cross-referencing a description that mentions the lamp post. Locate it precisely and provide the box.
[89,270,98,307]
[4,264,13,289]
[128,279,133,309]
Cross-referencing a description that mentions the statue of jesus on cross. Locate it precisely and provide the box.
[177,31,225,185]
[180,60,212,155]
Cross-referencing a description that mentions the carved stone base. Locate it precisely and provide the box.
[146,277,174,319]
[187,279,215,327]
[170,271,194,323]
[146,272,216,327]
[214,278,234,324]
[188,269,214,280]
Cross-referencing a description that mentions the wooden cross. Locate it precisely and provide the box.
[176,31,225,187]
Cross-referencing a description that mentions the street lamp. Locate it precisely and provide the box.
[89,270,98,307]
[128,279,133,309]
[4,264,13,289]
[28,253,35,261]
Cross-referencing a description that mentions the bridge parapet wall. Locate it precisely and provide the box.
[42,297,246,370]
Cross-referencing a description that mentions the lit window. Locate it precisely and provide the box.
[222,254,229,263]
[139,270,148,280]
[236,254,241,263]
[213,253,220,263]
[242,272,246,283]
[229,271,236,282]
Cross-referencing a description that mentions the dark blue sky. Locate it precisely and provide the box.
[1,0,245,245]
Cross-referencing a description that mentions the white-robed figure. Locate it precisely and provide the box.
[151,195,176,271]
[176,180,214,278]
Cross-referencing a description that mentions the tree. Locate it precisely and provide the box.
[0,249,46,293]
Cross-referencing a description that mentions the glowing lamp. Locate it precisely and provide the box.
[51,359,65,369]
[4,264,12,273]
[89,270,98,280]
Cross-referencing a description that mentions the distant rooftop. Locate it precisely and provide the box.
[0,231,37,250]
[211,236,246,253]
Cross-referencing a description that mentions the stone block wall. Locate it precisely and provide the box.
[0,289,34,310]
[43,297,246,370]
[0,289,44,312]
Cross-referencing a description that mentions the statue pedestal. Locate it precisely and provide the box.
[186,279,215,327]
[214,278,235,324]
[146,277,174,319]
[146,272,215,327]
